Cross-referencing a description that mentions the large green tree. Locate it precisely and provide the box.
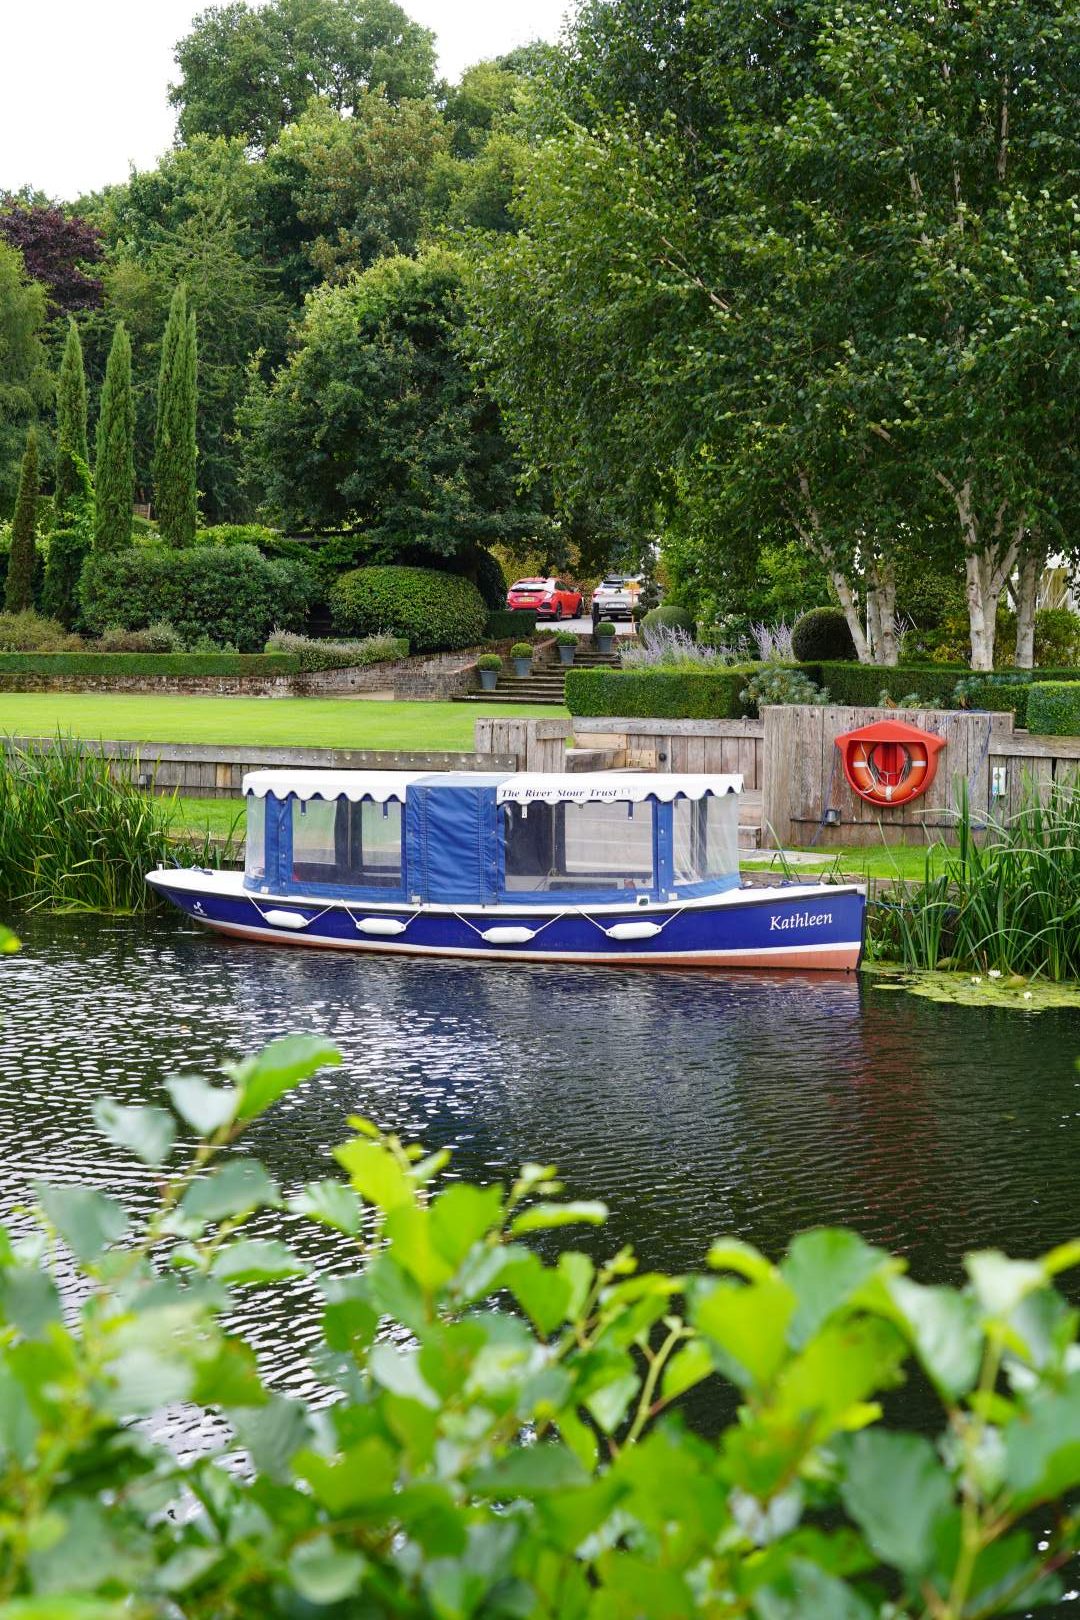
[473,0,1080,670]
[153,286,199,545]
[0,240,49,516]
[54,318,88,515]
[4,427,39,612]
[93,322,134,553]
[241,248,548,557]
[169,0,437,152]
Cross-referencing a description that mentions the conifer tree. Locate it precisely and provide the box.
[4,427,39,612]
[153,286,198,546]
[94,322,134,553]
[54,318,88,517]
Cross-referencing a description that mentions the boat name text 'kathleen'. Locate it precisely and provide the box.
[768,911,833,931]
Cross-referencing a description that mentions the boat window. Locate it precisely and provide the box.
[291,797,403,889]
[502,800,654,893]
[672,795,739,885]
[245,794,266,882]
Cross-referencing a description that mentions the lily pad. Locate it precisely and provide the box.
[863,965,1080,1013]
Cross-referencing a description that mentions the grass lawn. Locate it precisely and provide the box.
[743,843,946,881]
[167,797,246,840]
[0,694,564,751]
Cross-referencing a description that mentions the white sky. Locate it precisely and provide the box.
[0,0,571,201]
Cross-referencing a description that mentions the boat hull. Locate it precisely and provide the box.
[147,870,865,972]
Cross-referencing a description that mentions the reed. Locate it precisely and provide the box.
[870,777,1080,980]
[0,735,226,914]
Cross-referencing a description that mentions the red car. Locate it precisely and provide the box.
[506,577,585,620]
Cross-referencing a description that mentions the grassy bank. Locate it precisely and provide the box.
[0,694,564,750]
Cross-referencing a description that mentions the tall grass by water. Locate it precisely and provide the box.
[0,735,225,913]
[871,778,1080,980]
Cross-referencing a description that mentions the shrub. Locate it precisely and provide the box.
[749,620,796,661]
[95,621,185,653]
[329,565,487,653]
[622,624,735,669]
[79,545,313,652]
[1027,681,1080,736]
[510,641,532,659]
[820,662,966,707]
[595,620,617,637]
[0,609,79,651]
[792,606,857,662]
[486,607,537,639]
[477,652,502,670]
[0,652,297,677]
[264,630,407,671]
[740,664,828,713]
[565,665,760,718]
[1034,607,1080,667]
[1,1028,1079,1617]
[953,671,1034,726]
[471,545,507,610]
[554,629,578,646]
[640,603,694,635]
[195,522,280,549]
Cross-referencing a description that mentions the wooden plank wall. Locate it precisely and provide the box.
[568,717,764,786]
[762,706,1017,847]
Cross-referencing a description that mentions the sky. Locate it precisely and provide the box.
[0,0,572,201]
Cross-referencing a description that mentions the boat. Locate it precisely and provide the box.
[146,770,866,970]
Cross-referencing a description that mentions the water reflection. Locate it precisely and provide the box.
[3,915,1080,1404]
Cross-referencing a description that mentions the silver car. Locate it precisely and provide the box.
[591,574,644,621]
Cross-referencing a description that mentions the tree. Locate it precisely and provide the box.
[41,454,94,628]
[0,239,50,515]
[153,286,199,545]
[94,323,134,553]
[0,197,103,315]
[169,0,437,152]
[241,248,549,556]
[4,427,39,611]
[472,0,1080,671]
[54,319,88,516]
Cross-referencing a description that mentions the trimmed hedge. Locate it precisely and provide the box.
[0,652,298,676]
[641,605,695,635]
[79,545,314,653]
[1027,682,1080,736]
[818,662,967,707]
[792,608,857,662]
[264,631,407,672]
[330,566,487,653]
[565,666,760,719]
[486,608,538,640]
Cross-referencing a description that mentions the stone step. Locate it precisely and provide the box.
[455,691,567,706]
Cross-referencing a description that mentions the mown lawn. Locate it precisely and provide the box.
[743,843,947,881]
[0,694,563,750]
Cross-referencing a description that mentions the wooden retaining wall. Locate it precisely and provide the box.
[565,717,764,783]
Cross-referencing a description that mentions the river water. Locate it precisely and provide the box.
[2,913,1079,1414]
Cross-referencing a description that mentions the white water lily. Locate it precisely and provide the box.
[1023,991,1034,1000]
[971,976,983,985]
[988,970,1001,979]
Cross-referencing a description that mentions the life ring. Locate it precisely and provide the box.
[834,719,946,809]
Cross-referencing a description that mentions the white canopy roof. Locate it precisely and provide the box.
[495,773,742,805]
[243,770,425,803]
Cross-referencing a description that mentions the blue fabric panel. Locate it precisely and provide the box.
[410,781,501,904]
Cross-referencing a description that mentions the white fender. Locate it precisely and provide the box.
[481,926,538,945]
[261,909,308,930]
[354,917,409,937]
[604,921,663,942]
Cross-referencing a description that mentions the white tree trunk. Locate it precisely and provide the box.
[828,568,871,663]
[1014,548,1041,670]
[965,551,996,671]
[942,477,1022,672]
[867,560,898,665]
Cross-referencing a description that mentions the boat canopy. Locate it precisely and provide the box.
[242,770,744,905]
[495,773,741,805]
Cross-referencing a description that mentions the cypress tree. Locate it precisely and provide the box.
[153,286,198,546]
[94,322,134,553]
[55,318,88,517]
[4,427,39,612]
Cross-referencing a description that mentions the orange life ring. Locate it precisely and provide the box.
[834,719,946,809]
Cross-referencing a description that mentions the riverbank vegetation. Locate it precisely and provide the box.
[0,1026,1075,1616]
[0,738,222,911]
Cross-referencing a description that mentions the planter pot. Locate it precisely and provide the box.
[596,634,615,655]
[558,644,576,666]
[478,668,499,690]
[512,658,532,678]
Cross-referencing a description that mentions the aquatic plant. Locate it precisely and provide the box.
[870,778,1080,980]
[0,734,231,913]
[1,1029,1080,1616]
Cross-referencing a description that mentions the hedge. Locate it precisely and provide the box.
[486,608,537,640]
[1027,681,1080,736]
[792,608,857,662]
[79,545,314,652]
[818,662,967,707]
[329,566,488,653]
[564,666,760,719]
[0,652,299,677]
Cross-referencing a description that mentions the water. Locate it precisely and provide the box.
[3,913,1080,1408]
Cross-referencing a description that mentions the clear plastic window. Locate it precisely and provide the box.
[290,797,402,889]
[245,795,266,883]
[502,800,654,893]
[672,796,739,886]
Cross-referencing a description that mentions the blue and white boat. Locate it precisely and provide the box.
[147,770,865,971]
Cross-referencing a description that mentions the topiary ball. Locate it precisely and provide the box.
[641,604,695,636]
[329,565,488,653]
[791,607,857,663]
